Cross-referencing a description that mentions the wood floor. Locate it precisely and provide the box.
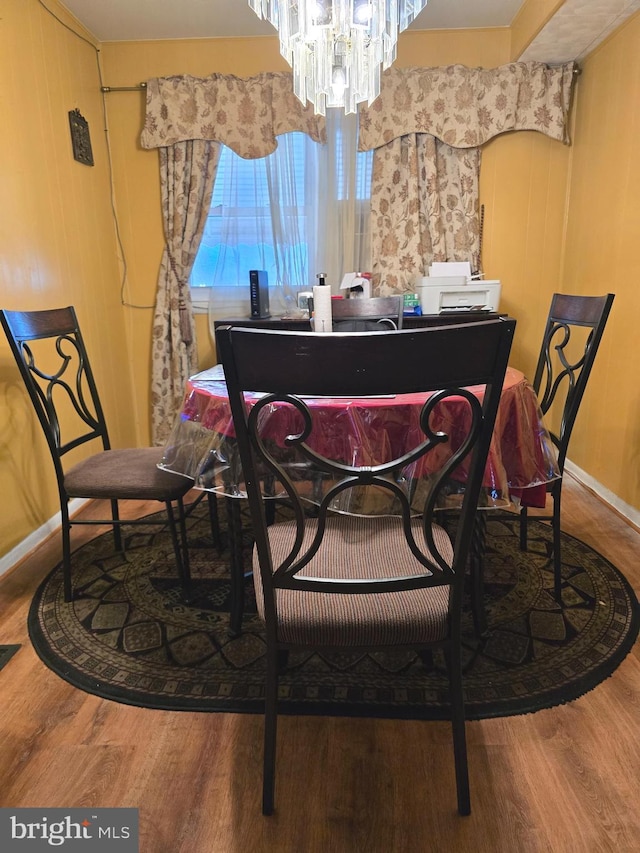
[0,475,638,852]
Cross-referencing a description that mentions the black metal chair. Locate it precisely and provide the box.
[218,318,516,817]
[331,294,404,331]
[220,295,406,634]
[1,306,195,603]
[519,293,615,599]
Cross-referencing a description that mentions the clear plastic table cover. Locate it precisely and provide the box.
[160,365,560,515]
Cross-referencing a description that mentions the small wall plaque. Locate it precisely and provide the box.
[68,108,94,166]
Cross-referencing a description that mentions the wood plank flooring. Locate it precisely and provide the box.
[0,476,638,852]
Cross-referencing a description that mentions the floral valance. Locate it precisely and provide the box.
[141,71,326,158]
[358,62,576,151]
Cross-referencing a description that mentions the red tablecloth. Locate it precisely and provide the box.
[161,365,559,511]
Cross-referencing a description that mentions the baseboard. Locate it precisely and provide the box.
[0,498,89,579]
[565,460,640,533]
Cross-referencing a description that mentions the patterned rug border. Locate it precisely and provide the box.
[27,516,640,721]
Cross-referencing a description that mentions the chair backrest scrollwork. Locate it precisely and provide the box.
[532,293,614,471]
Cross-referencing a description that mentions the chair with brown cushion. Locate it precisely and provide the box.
[218,317,515,816]
[222,295,405,633]
[331,294,404,331]
[1,306,194,603]
[519,293,615,599]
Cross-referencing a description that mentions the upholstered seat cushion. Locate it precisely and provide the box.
[64,448,193,501]
[253,515,452,647]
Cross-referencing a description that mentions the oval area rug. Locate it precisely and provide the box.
[28,503,639,720]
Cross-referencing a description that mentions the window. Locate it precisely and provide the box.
[190,135,309,289]
[190,113,373,315]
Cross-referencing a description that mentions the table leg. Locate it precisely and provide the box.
[207,492,223,553]
[264,475,276,526]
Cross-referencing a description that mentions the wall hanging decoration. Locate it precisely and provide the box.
[68,108,94,166]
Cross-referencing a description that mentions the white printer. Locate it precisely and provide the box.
[415,262,501,315]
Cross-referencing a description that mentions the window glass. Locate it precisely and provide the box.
[190,127,372,291]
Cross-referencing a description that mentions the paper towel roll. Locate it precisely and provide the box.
[312,285,333,333]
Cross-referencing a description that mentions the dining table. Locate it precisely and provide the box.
[159,362,561,634]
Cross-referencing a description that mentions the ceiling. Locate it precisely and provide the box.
[59,0,640,63]
[520,0,640,63]
[59,1,524,42]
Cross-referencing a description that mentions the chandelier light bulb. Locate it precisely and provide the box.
[331,65,347,98]
[312,2,331,25]
[248,1,430,115]
[353,2,372,25]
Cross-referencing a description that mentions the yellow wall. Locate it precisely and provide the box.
[480,130,571,373]
[0,0,138,557]
[560,11,640,508]
[396,28,511,67]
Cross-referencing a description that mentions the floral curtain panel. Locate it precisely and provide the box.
[141,71,326,157]
[371,137,481,294]
[151,139,219,445]
[359,62,575,293]
[142,72,327,444]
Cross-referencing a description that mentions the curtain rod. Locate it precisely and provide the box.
[100,65,581,92]
[101,83,147,93]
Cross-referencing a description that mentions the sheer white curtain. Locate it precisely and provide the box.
[266,113,371,308]
[265,132,320,315]
[317,110,371,290]
[203,152,275,319]
[206,112,372,329]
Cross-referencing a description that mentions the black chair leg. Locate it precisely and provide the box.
[277,649,290,674]
[263,645,279,816]
[265,499,276,526]
[519,505,528,551]
[417,648,434,670]
[469,513,488,638]
[446,643,471,816]
[520,486,564,602]
[62,506,73,603]
[227,497,245,636]
[165,500,191,598]
[176,497,191,594]
[110,498,123,551]
[552,490,563,601]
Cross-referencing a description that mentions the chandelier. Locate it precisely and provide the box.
[248,1,429,115]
